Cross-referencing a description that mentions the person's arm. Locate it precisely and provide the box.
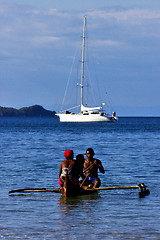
[79,168,85,180]
[98,160,105,174]
[59,163,62,177]
[83,160,89,176]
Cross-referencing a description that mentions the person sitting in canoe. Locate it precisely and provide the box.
[58,149,78,187]
[83,148,105,188]
[75,154,85,183]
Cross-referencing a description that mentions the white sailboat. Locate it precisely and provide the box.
[56,16,118,122]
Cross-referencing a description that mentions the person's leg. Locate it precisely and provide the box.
[93,178,101,188]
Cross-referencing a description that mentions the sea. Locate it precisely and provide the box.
[0,117,160,240]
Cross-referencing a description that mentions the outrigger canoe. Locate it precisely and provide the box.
[9,183,150,198]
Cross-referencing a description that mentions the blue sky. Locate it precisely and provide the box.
[1,0,160,116]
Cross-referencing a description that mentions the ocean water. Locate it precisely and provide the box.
[0,117,160,240]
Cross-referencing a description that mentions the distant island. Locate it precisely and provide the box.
[0,105,57,117]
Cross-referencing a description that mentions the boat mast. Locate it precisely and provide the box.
[81,16,86,109]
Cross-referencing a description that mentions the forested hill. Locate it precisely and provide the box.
[0,105,57,117]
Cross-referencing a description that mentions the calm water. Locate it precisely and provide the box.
[0,117,160,239]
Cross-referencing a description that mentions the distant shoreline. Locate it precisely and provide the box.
[0,105,57,117]
[0,105,159,118]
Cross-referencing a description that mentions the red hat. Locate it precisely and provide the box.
[64,150,73,160]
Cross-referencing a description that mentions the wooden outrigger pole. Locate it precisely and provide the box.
[9,183,150,198]
[9,188,60,194]
[87,183,150,198]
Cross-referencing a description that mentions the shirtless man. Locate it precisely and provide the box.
[59,149,77,187]
[84,148,105,188]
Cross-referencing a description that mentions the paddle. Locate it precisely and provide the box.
[80,161,96,188]
[83,161,96,173]
[80,173,90,188]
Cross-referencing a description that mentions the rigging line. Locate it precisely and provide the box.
[60,105,81,113]
[86,57,97,106]
[84,24,103,107]
[91,52,103,104]
[88,45,113,114]
[61,47,79,111]
[105,91,114,113]
[87,36,103,105]
[85,39,99,106]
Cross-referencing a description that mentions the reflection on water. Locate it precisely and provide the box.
[58,192,100,212]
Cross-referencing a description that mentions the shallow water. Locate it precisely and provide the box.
[0,117,160,239]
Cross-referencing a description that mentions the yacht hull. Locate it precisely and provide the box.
[56,113,117,122]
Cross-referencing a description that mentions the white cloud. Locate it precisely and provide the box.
[46,8,69,17]
[27,7,70,18]
[26,9,41,15]
[87,9,160,23]
[30,36,61,46]
[91,40,122,47]
[1,2,160,56]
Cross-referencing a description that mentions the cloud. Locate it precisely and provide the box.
[1,2,160,60]
[87,9,160,24]
[0,3,68,52]
[30,36,61,46]
[27,7,70,18]
[0,1,160,113]
[91,40,122,47]
[46,8,70,17]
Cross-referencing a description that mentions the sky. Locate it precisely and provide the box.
[1,0,160,116]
